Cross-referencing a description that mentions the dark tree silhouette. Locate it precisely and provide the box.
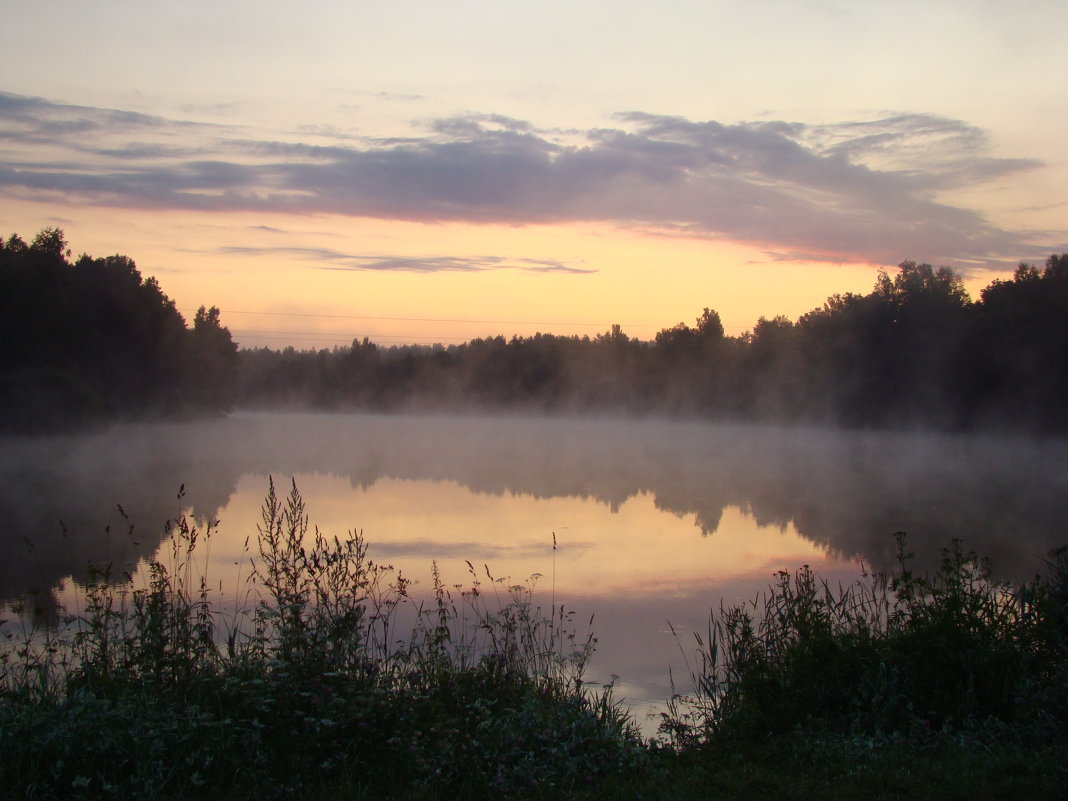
[228,255,1068,433]
[0,229,239,432]
[14,232,1058,435]
[974,255,1068,430]
[185,306,239,411]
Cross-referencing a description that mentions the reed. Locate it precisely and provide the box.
[0,479,646,800]
[665,533,1068,748]
[3,489,1067,800]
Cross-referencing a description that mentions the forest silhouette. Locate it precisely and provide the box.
[240,255,1068,433]
[5,227,1068,433]
[0,229,237,433]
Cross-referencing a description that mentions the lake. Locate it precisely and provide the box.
[3,412,1066,731]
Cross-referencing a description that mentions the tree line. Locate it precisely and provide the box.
[6,227,1068,434]
[240,255,1068,433]
[0,229,237,433]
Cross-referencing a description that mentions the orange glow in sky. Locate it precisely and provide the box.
[0,201,932,348]
[2,1,1064,347]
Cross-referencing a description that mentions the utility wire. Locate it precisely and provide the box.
[233,330,472,343]
[179,308,662,329]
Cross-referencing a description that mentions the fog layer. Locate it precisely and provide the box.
[3,412,1066,606]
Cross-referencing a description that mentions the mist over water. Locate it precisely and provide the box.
[3,412,1066,725]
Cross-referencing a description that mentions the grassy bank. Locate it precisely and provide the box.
[657,534,1068,801]
[2,484,1067,800]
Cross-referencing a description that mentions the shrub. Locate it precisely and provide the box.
[667,534,1068,746]
[0,480,647,800]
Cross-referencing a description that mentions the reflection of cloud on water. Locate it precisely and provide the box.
[367,538,596,560]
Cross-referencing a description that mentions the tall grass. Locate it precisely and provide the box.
[665,533,1068,749]
[3,489,1067,801]
[0,479,645,800]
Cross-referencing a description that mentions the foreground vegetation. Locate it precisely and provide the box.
[659,536,1068,800]
[2,486,1067,800]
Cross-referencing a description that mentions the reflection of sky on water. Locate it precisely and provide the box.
[4,412,1065,605]
[212,474,837,598]
[3,412,1066,732]
[44,472,858,733]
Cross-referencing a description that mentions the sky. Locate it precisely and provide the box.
[3,0,1067,348]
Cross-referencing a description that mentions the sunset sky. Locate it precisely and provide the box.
[3,0,1066,348]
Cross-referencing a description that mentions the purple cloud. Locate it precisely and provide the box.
[0,92,1058,268]
[204,244,594,274]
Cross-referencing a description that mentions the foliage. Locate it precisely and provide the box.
[3,484,1067,799]
[8,225,1068,433]
[235,254,1068,433]
[0,229,237,432]
[665,535,1068,748]
[0,481,647,800]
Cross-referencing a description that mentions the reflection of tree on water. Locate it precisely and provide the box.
[0,421,238,606]
[3,413,1066,604]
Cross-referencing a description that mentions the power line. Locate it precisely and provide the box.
[180,308,661,329]
[233,330,472,343]
[197,309,751,346]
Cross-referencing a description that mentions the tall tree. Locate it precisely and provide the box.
[0,230,238,432]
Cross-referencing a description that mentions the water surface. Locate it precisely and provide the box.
[3,412,1065,728]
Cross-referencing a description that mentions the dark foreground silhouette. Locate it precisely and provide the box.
[2,485,1066,800]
